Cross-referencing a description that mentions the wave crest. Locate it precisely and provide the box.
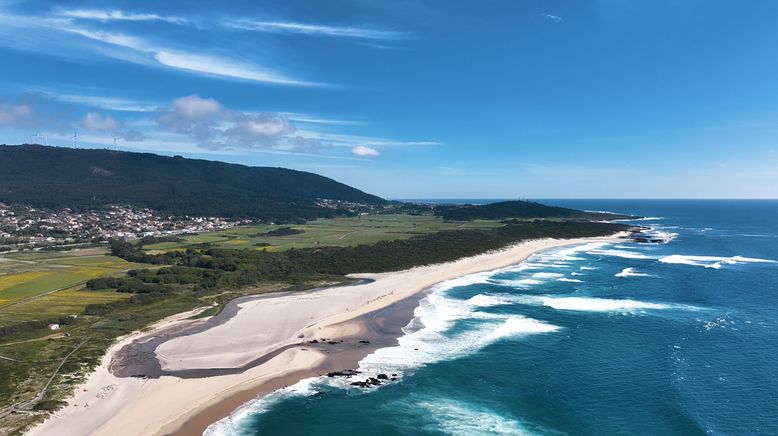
[659,255,775,269]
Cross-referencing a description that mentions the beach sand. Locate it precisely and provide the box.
[28,235,624,436]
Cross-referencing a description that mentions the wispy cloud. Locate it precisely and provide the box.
[0,12,320,87]
[225,19,411,40]
[56,9,186,24]
[59,26,320,86]
[279,112,364,126]
[29,88,161,112]
[296,130,443,148]
[541,13,563,22]
[154,50,317,86]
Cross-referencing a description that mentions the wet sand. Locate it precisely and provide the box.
[166,294,423,435]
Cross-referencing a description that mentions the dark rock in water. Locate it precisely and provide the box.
[312,392,325,397]
[368,377,382,385]
[350,381,369,388]
[309,339,319,344]
[391,373,397,376]
[377,374,389,380]
[327,369,360,377]
[358,340,370,344]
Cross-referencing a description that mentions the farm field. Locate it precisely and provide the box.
[143,214,503,252]
[0,249,143,325]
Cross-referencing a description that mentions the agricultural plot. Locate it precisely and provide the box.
[0,250,143,325]
[143,214,503,253]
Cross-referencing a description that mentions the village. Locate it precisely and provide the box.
[0,203,250,250]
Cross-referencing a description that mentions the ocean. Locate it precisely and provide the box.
[207,200,778,435]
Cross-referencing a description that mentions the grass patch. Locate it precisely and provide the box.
[141,214,503,253]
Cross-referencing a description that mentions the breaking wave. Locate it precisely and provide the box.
[659,255,776,269]
[615,268,653,278]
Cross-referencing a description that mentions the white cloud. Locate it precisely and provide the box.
[154,51,317,86]
[351,145,380,157]
[233,114,293,137]
[57,9,186,24]
[157,95,303,150]
[82,112,120,131]
[225,20,410,40]
[541,13,563,22]
[0,102,33,126]
[170,95,222,118]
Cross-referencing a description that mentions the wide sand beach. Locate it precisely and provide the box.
[28,234,625,436]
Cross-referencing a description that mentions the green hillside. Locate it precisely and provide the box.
[434,200,637,221]
[0,144,385,221]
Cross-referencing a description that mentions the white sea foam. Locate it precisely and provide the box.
[466,293,682,313]
[579,266,596,271]
[642,228,678,243]
[204,377,321,435]
[587,248,653,260]
[479,316,560,343]
[495,278,543,288]
[558,278,583,283]
[615,268,653,278]
[413,398,534,435]
[615,216,664,222]
[532,272,564,279]
[659,255,776,269]
[358,290,560,376]
[466,294,513,307]
[516,296,674,312]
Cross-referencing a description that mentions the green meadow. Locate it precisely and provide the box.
[143,214,502,253]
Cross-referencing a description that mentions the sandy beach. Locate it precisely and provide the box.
[28,234,625,436]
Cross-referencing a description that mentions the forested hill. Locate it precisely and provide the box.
[434,200,637,221]
[0,144,385,220]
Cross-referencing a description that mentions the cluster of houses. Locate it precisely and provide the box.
[0,204,250,249]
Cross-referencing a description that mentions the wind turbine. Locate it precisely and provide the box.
[112,135,118,151]
[29,131,41,144]
[72,131,78,149]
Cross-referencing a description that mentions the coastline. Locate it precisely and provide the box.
[28,234,626,436]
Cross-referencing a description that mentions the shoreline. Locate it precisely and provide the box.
[28,234,626,436]
[168,294,424,435]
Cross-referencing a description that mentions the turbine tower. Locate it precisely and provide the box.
[112,135,118,151]
[72,131,78,149]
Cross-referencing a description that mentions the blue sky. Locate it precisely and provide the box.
[1,0,777,199]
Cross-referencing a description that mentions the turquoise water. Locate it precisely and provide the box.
[208,200,778,435]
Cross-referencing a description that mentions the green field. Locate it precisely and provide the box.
[143,214,502,252]
[0,249,143,326]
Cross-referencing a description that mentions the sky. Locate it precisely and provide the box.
[1,0,777,199]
